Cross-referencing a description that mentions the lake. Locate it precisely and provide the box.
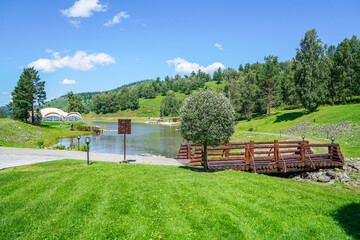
[58,122,184,158]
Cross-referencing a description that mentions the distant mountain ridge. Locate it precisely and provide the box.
[42,79,153,110]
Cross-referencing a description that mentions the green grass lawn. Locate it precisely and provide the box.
[233,104,360,158]
[0,119,91,148]
[0,160,359,239]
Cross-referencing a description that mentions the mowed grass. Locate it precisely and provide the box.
[0,119,91,148]
[0,160,359,239]
[233,104,360,157]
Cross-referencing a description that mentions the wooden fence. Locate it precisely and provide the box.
[175,140,344,173]
[76,126,102,134]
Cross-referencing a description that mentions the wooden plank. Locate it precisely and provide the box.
[252,145,274,149]
[279,149,300,154]
[278,144,304,148]
[229,152,245,156]
[307,144,332,147]
[208,157,245,161]
[254,151,274,155]
[207,146,245,150]
[254,156,274,161]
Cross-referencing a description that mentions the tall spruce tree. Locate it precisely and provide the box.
[281,61,299,106]
[237,70,259,119]
[67,91,85,113]
[223,68,239,102]
[294,29,330,112]
[8,67,46,122]
[213,67,224,84]
[332,35,360,102]
[258,56,282,116]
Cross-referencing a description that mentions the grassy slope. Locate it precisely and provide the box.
[0,119,91,148]
[42,97,68,111]
[232,104,360,157]
[0,160,359,239]
[83,81,225,121]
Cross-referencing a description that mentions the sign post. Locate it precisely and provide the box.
[118,119,131,163]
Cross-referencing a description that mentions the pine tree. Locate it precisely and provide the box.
[258,56,282,116]
[281,61,299,106]
[67,91,85,113]
[237,70,259,119]
[8,67,46,122]
[213,67,223,84]
[332,35,360,102]
[294,29,330,112]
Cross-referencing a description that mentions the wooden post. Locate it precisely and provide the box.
[225,142,230,158]
[300,142,305,161]
[328,144,333,161]
[245,143,250,165]
[124,134,126,161]
[203,144,209,172]
[187,144,192,160]
[274,140,279,163]
[250,140,255,160]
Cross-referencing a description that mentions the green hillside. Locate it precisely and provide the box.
[135,81,225,112]
[42,79,154,111]
[0,160,359,239]
[0,119,90,148]
[232,104,360,157]
[42,97,68,110]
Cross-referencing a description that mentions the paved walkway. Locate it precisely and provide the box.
[0,147,182,170]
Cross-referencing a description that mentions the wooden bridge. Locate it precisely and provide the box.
[76,126,103,134]
[175,140,344,173]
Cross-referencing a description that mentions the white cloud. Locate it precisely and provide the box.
[167,58,225,74]
[45,49,53,53]
[28,50,116,72]
[1,92,9,95]
[214,43,223,50]
[69,20,81,28]
[60,79,77,85]
[61,0,108,18]
[104,12,130,26]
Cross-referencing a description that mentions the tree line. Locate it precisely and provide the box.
[9,29,360,121]
[85,29,359,119]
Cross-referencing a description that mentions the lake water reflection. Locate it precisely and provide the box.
[58,122,184,158]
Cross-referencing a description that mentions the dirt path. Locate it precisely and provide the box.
[0,147,182,170]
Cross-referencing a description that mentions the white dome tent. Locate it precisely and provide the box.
[31,108,82,122]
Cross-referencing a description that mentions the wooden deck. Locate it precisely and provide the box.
[175,140,344,173]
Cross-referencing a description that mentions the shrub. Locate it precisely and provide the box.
[80,143,89,152]
[36,140,44,148]
[54,145,66,150]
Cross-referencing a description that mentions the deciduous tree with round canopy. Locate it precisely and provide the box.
[180,90,235,172]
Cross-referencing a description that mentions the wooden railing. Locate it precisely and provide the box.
[175,140,344,172]
[76,126,101,134]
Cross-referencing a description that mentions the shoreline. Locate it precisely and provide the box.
[83,116,181,126]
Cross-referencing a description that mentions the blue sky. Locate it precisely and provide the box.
[1,0,359,106]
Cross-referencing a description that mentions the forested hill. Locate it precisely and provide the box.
[24,29,360,119]
[42,79,153,110]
